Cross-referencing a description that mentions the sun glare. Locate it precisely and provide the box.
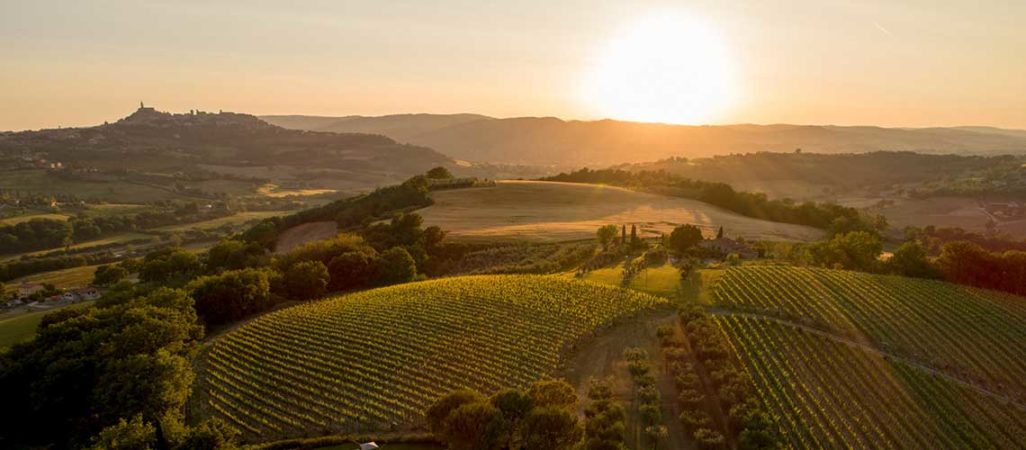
[582,13,736,124]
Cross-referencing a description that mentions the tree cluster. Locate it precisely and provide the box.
[426,380,583,450]
[582,380,627,450]
[0,288,236,449]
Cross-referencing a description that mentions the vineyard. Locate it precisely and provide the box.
[708,265,1026,449]
[194,275,666,441]
[718,316,1026,449]
[712,265,1026,401]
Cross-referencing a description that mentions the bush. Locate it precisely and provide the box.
[376,247,417,285]
[92,264,128,287]
[188,268,274,325]
[694,427,726,449]
[283,261,329,300]
[327,251,378,291]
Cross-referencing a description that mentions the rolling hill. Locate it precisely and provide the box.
[706,265,1026,449]
[0,106,460,196]
[416,180,825,242]
[262,114,1026,166]
[193,275,666,441]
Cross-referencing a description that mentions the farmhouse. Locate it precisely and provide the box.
[699,237,758,259]
[70,287,102,301]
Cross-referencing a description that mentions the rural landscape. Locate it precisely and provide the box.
[3,1,1026,450]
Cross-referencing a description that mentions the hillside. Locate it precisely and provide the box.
[193,275,666,441]
[706,265,1026,448]
[416,180,825,242]
[0,106,459,197]
[263,114,1026,166]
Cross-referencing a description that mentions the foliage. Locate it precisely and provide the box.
[199,276,665,440]
[807,230,882,271]
[93,263,129,286]
[427,380,581,450]
[596,225,619,250]
[936,241,1026,296]
[0,288,203,448]
[188,268,274,326]
[376,247,417,285]
[140,248,202,285]
[668,224,704,255]
[206,239,269,272]
[885,240,940,279]
[282,261,329,300]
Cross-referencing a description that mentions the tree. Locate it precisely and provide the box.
[93,264,129,287]
[444,402,506,450]
[528,379,578,411]
[87,415,156,450]
[427,390,486,437]
[327,251,377,291]
[596,225,618,250]
[426,166,454,179]
[376,247,417,285]
[206,240,267,272]
[716,226,724,239]
[668,224,704,255]
[522,407,583,450]
[809,231,882,271]
[283,261,329,300]
[139,248,201,284]
[887,240,939,279]
[188,268,273,325]
[621,225,627,245]
[629,225,639,246]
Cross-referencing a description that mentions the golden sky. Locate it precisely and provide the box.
[1,0,1025,130]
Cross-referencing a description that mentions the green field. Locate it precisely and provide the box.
[709,266,1026,449]
[0,301,94,351]
[580,264,682,298]
[195,275,667,442]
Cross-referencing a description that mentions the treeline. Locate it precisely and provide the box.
[543,168,879,235]
[242,175,434,249]
[426,380,583,450]
[764,230,1026,297]
[0,204,232,254]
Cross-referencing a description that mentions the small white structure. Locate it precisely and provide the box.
[357,443,379,450]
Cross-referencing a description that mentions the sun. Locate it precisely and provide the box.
[581,13,737,124]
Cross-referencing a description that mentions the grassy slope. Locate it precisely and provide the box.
[709,265,1026,449]
[193,275,667,442]
[417,180,825,243]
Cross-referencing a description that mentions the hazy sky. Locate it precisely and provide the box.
[2,0,1025,130]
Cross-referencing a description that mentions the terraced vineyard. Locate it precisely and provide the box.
[195,275,666,441]
[708,266,1026,449]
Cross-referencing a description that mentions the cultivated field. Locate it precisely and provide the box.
[417,181,825,242]
[708,265,1026,448]
[194,275,667,441]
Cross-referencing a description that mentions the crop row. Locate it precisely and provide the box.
[713,265,1026,400]
[198,275,666,440]
[717,314,1026,449]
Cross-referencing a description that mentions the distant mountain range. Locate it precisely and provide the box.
[262,114,1026,167]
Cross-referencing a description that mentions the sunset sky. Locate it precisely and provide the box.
[2,0,1025,130]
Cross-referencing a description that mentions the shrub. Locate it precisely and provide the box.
[283,261,329,300]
